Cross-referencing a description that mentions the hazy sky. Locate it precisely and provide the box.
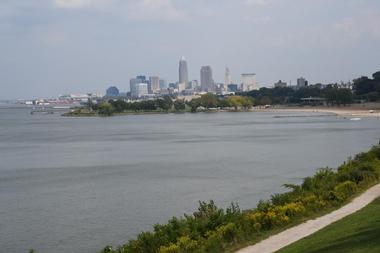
[1,0,380,99]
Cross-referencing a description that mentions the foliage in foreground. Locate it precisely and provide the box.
[92,144,380,253]
[275,196,380,253]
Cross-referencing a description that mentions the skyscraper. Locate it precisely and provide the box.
[130,77,142,98]
[159,79,168,89]
[224,67,231,92]
[149,76,160,94]
[130,75,148,98]
[241,73,257,91]
[297,77,308,88]
[200,66,214,92]
[179,56,188,87]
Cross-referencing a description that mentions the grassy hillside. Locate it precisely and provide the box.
[276,197,380,253]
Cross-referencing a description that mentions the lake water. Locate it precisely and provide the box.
[1,107,379,253]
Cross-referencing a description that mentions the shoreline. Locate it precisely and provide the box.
[62,107,380,118]
[259,107,380,118]
[61,102,380,118]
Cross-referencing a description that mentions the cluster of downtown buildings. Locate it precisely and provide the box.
[106,57,337,100]
[17,56,353,106]
[106,57,259,99]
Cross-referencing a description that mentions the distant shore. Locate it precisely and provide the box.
[260,103,380,118]
[62,102,380,118]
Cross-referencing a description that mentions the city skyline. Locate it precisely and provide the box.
[1,0,380,99]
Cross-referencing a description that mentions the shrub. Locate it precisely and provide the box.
[256,200,272,212]
[339,160,380,185]
[302,168,338,195]
[332,181,358,201]
[271,192,294,206]
[158,236,198,253]
[301,194,327,210]
[98,102,115,116]
[280,202,305,217]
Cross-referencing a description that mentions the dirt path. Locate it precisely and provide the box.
[236,183,380,253]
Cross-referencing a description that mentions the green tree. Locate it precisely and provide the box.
[372,71,380,81]
[199,93,219,108]
[241,96,254,110]
[259,96,272,105]
[226,96,243,111]
[225,96,254,111]
[98,102,115,116]
[353,76,376,96]
[187,98,201,112]
[109,99,128,113]
[174,99,186,111]
[162,96,173,111]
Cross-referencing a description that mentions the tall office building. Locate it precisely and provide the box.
[224,67,231,92]
[130,83,149,98]
[297,77,308,88]
[179,56,188,87]
[130,75,148,98]
[159,79,168,89]
[200,66,214,92]
[149,76,160,94]
[241,73,257,91]
[130,77,142,98]
[136,75,147,82]
[137,83,149,97]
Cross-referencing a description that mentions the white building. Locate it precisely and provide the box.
[297,77,308,88]
[179,56,189,90]
[130,78,142,98]
[224,67,232,92]
[130,83,149,98]
[241,73,257,91]
[188,80,199,90]
[149,76,160,94]
[137,83,149,97]
[177,82,186,93]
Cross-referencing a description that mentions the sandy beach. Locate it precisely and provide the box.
[255,103,380,118]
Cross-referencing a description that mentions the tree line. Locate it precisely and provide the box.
[241,70,380,105]
[88,94,255,116]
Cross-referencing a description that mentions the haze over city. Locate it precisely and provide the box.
[1,0,380,99]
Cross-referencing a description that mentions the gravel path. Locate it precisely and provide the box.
[236,183,380,253]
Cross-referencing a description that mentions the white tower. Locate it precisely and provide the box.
[179,56,189,88]
[224,67,231,92]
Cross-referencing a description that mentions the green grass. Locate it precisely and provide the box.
[275,197,380,253]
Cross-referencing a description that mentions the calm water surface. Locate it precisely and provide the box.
[1,107,379,253]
